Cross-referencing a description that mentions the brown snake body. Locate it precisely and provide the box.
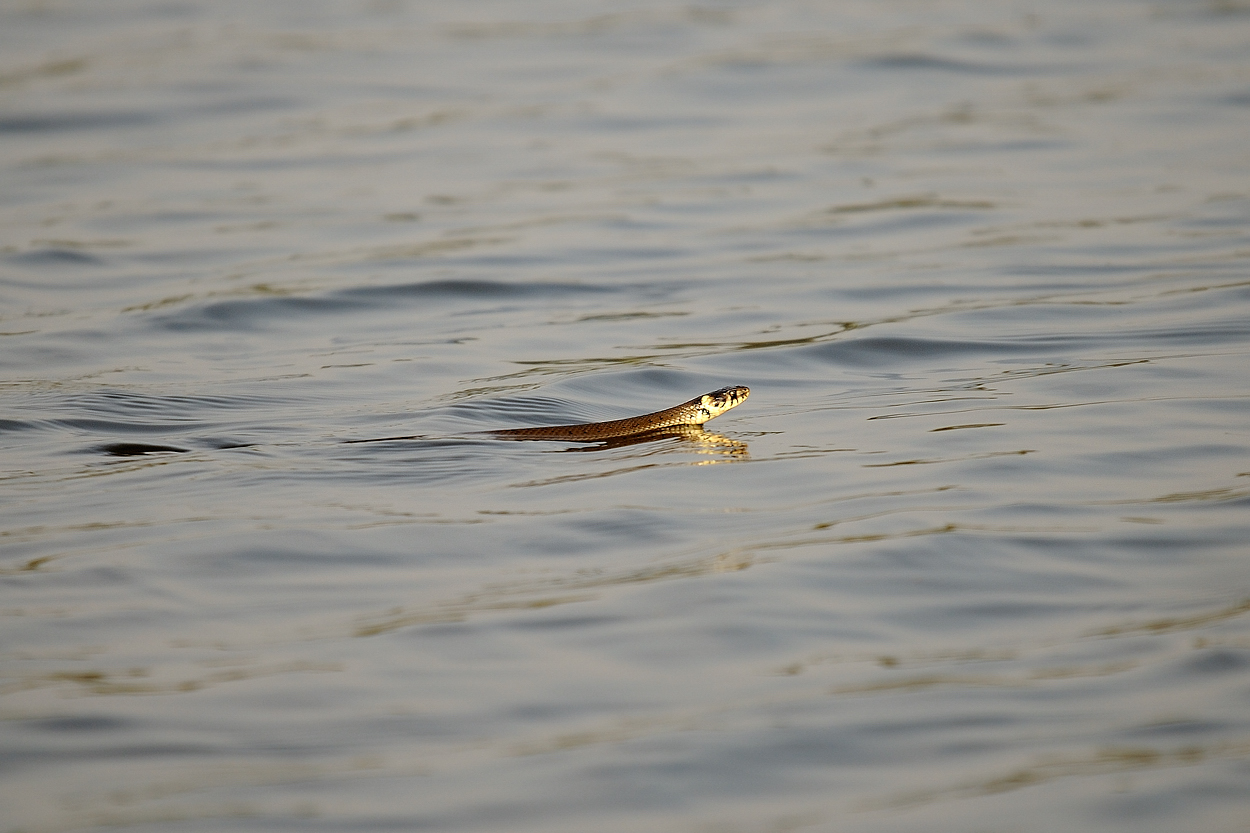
[486,385,749,441]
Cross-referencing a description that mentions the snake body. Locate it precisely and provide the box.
[487,385,749,441]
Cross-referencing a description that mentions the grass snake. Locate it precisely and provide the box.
[486,385,749,442]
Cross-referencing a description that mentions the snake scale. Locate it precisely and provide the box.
[487,385,749,441]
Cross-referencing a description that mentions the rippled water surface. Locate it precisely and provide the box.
[3,1,1250,831]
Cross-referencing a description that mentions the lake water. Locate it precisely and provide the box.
[2,1,1249,831]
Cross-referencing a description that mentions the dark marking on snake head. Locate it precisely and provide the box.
[704,385,750,410]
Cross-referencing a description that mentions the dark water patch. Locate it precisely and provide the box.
[0,742,218,771]
[1125,718,1232,739]
[561,245,690,262]
[510,614,627,631]
[1175,209,1250,231]
[28,715,131,733]
[955,29,1020,48]
[0,418,48,434]
[939,137,1072,155]
[5,248,106,267]
[795,336,1054,368]
[170,534,426,583]
[1015,320,1248,351]
[855,53,1065,76]
[153,294,371,331]
[1195,0,1250,18]
[97,443,190,457]
[340,433,432,445]
[337,279,617,302]
[1182,649,1250,675]
[576,114,724,133]
[154,279,621,331]
[0,90,297,147]
[192,95,302,117]
[696,167,798,187]
[0,110,158,133]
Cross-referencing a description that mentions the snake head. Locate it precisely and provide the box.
[698,385,750,423]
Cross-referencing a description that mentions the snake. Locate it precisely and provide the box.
[486,385,749,442]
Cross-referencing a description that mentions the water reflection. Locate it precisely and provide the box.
[343,425,749,454]
[551,425,749,454]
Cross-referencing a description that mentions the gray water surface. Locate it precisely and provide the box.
[2,1,1249,831]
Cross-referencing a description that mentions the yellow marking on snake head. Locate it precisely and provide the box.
[696,385,750,424]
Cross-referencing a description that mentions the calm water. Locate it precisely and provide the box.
[3,1,1250,831]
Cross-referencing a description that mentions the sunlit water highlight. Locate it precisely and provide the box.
[2,1,1249,831]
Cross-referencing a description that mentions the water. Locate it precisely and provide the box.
[2,1,1249,831]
